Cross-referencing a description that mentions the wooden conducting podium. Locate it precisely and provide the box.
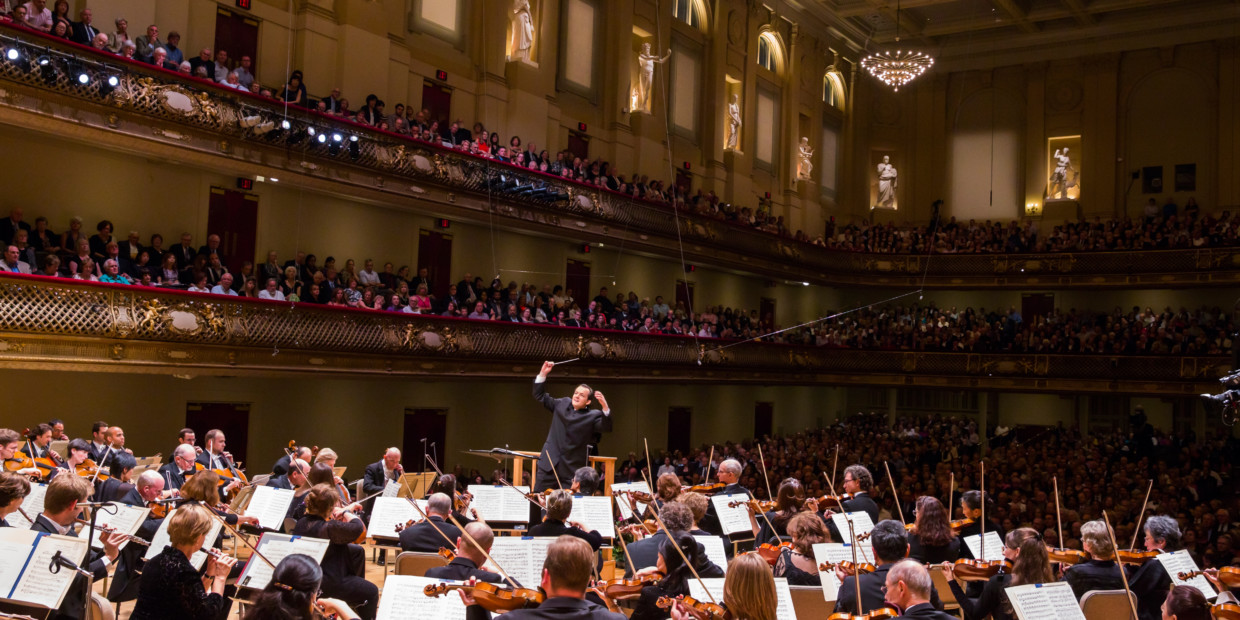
[463,448,617,496]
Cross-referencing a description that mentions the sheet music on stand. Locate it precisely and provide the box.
[376,575,468,620]
[610,482,650,520]
[467,485,532,523]
[397,473,435,499]
[829,511,876,545]
[244,486,296,531]
[1006,582,1086,620]
[129,464,161,480]
[230,484,257,515]
[813,542,874,601]
[0,528,89,611]
[84,503,149,552]
[7,483,46,530]
[144,508,223,570]
[482,537,557,588]
[1157,550,1217,599]
[694,536,729,574]
[567,495,615,538]
[709,494,756,536]
[689,578,797,620]
[237,533,330,591]
[962,531,1006,562]
[368,498,429,540]
[381,480,401,498]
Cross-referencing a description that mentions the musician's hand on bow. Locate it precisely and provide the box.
[193,446,203,455]
[805,497,819,513]
[940,562,956,582]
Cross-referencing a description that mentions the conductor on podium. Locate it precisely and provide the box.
[532,361,612,493]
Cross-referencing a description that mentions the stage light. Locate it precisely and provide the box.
[5,48,19,61]
[331,133,342,142]
[281,120,291,130]
[37,56,56,82]
[307,126,317,136]
[76,71,89,85]
[107,75,119,87]
[347,136,360,161]
[316,133,327,144]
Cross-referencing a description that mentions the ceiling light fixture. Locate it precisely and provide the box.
[860,0,933,91]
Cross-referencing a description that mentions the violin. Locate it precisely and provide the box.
[148,500,170,519]
[949,518,974,532]
[75,520,150,546]
[819,561,877,576]
[814,493,855,507]
[438,547,456,562]
[826,609,899,620]
[656,595,730,620]
[5,450,57,480]
[622,489,655,504]
[1047,547,1088,565]
[682,483,725,495]
[1179,566,1240,588]
[951,558,1013,581]
[213,464,250,501]
[729,498,776,513]
[453,491,473,514]
[423,581,545,612]
[1115,549,1159,565]
[595,571,664,599]
[619,521,658,539]
[1214,603,1240,620]
[393,519,416,533]
[75,459,110,481]
[757,541,792,566]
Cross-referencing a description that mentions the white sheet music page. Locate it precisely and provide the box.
[376,575,468,620]
[963,531,1006,562]
[10,533,89,610]
[568,495,615,538]
[143,508,223,570]
[382,480,401,498]
[710,494,756,536]
[482,536,556,589]
[237,533,330,591]
[368,498,428,540]
[468,485,532,522]
[0,528,39,599]
[830,511,875,545]
[694,536,729,575]
[1158,550,1217,600]
[689,578,798,620]
[610,482,650,520]
[814,542,873,602]
[245,486,296,531]
[9,482,47,530]
[86,503,150,551]
[1005,582,1087,620]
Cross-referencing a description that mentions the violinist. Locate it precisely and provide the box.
[628,514,724,620]
[956,490,1003,559]
[630,472,680,521]
[196,430,242,499]
[572,466,601,495]
[361,447,402,516]
[129,503,236,620]
[427,522,512,619]
[46,438,92,481]
[120,471,170,533]
[773,512,829,586]
[0,470,31,527]
[670,552,778,620]
[433,473,475,525]
[273,445,312,477]
[1,427,42,477]
[29,475,127,620]
[530,490,603,552]
[88,421,110,462]
[834,520,945,614]
[461,535,626,620]
[313,448,353,505]
[701,458,750,538]
[25,423,62,462]
[180,470,260,540]
[755,477,805,544]
[175,427,203,457]
[1063,519,1125,600]
[1161,585,1212,620]
[883,560,955,619]
[272,460,312,521]
[1129,516,1181,620]
[241,554,360,620]
[292,484,378,620]
[677,492,714,536]
[825,465,879,541]
[626,501,685,575]
[907,496,960,564]
[109,468,174,605]
[943,527,1052,620]
[159,445,201,492]
[93,450,136,503]
[398,492,461,553]
[48,419,67,441]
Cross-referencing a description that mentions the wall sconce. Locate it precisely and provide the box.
[1025,202,1042,216]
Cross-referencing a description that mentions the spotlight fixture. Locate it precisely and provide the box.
[281,120,291,130]
[316,133,327,144]
[347,135,360,161]
[76,71,89,85]
[99,73,119,95]
[859,0,933,91]
[331,133,342,143]
[5,48,19,61]
[328,135,342,155]
[307,126,317,136]
[37,55,56,82]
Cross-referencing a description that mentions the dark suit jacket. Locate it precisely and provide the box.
[266,475,294,490]
[625,530,668,575]
[398,515,460,553]
[271,454,293,476]
[87,441,110,463]
[898,602,957,619]
[425,556,507,584]
[168,243,196,269]
[529,518,602,551]
[1064,559,1125,601]
[31,514,109,620]
[465,596,625,620]
[834,563,943,614]
[531,380,613,492]
[1128,551,1172,620]
[362,461,399,514]
[92,476,131,503]
[70,20,101,45]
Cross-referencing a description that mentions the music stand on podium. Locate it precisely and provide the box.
[397,473,436,498]
[463,448,616,496]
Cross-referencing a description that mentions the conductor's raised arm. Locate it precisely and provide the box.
[533,360,557,409]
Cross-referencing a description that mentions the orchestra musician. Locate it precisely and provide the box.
[398,492,461,552]
[240,553,360,620]
[49,419,67,441]
[834,520,945,614]
[1063,519,1125,600]
[129,503,236,620]
[943,527,1053,620]
[196,429,243,499]
[292,484,378,620]
[1128,515,1180,620]
[267,458,309,490]
[427,521,514,620]
[908,496,961,564]
[312,448,353,505]
[531,360,612,494]
[701,458,750,540]
[883,560,957,619]
[1,427,42,477]
[670,552,778,620]
[824,464,879,540]
[302,462,361,521]
[159,444,200,491]
[175,427,203,457]
[120,471,169,533]
[461,535,626,620]
[754,477,806,544]
[529,489,603,551]
[273,445,312,477]
[676,492,714,536]
[956,490,1003,559]
[772,511,829,586]
[87,421,110,462]
[571,466,601,495]
[362,447,403,565]
[94,451,136,503]
[105,425,135,460]
[626,500,683,574]
[29,474,127,620]
[108,469,170,604]
[0,470,31,526]
[46,438,92,481]
[24,423,61,462]
[630,505,725,620]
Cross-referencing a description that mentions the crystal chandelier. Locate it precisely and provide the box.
[860,0,933,91]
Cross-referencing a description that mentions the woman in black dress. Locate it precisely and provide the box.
[630,508,726,620]
[242,553,359,620]
[908,495,961,564]
[755,478,805,545]
[130,503,236,620]
[773,511,830,586]
[291,484,378,620]
[944,527,1053,620]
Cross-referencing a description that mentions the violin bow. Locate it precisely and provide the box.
[980,461,986,561]
[757,445,774,502]
[194,500,275,568]
[1129,479,1153,550]
[883,461,906,526]
[830,444,840,491]
[542,449,564,491]
[947,472,955,525]
[444,510,521,589]
[703,446,714,486]
[644,471,719,607]
[643,438,654,488]
[1053,476,1064,551]
[1102,510,1140,620]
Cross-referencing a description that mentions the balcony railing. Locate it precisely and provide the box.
[0,274,1227,395]
[1,24,1238,288]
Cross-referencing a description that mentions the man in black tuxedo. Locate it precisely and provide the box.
[196,429,243,502]
[699,458,750,540]
[398,493,460,552]
[463,536,625,620]
[70,8,100,46]
[531,361,613,493]
[884,560,956,619]
[826,464,881,541]
[362,447,403,513]
[833,520,944,615]
[529,490,603,551]
[266,458,308,491]
[30,475,125,620]
[158,444,199,492]
[93,451,135,504]
[108,470,167,603]
[625,501,695,576]
[426,521,510,584]
[168,232,196,269]
[87,420,110,463]
[272,446,312,477]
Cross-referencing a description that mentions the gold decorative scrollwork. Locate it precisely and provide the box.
[969,355,1049,376]
[401,324,459,354]
[576,334,618,361]
[134,299,227,339]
